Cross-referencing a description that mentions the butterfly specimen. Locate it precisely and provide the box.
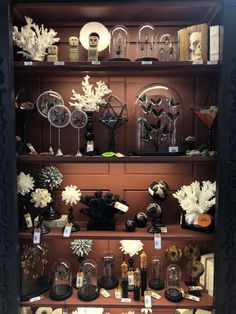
[167,112,180,122]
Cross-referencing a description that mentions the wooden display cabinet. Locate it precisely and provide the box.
[4,0,236,314]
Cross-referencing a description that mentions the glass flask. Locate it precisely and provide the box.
[157,33,178,61]
[98,252,119,289]
[49,259,72,301]
[165,264,183,302]
[109,25,130,61]
[78,259,99,301]
[135,83,183,155]
[136,23,158,61]
[148,258,165,290]
[20,242,51,301]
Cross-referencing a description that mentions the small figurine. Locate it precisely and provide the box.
[69,36,79,62]
[88,32,99,62]
[47,45,58,62]
[140,251,147,296]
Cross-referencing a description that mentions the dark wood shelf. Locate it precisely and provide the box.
[20,287,213,310]
[12,0,221,26]
[19,224,214,241]
[14,61,220,77]
[17,154,216,164]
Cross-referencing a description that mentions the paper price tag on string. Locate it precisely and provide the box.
[63,223,72,238]
[154,233,161,249]
[100,288,110,298]
[24,213,33,228]
[76,272,84,288]
[151,291,161,300]
[141,60,152,65]
[184,294,200,302]
[144,291,152,308]
[24,61,32,66]
[29,295,44,302]
[87,141,94,152]
[161,226,168,233]
[114,288,122,299]
[114,201,129,213]
[128,273,134,286]
[197,213,212,227]
[188,286,203,291]
[33,228,41,244]
[54,61,65,66]
[121,298,131,302]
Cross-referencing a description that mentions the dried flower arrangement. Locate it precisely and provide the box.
[173,180,216,226]
[12,16,60,61]
[80,190,128,230]
[69,75,111,112]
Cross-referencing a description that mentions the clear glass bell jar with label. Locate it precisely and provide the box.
[165,264,183,302]
[98,252,119,290]
[136,23,158,61]
[20,242,51,301]
[49,259,72,301]
[78,259,99,301]
[109,25,130,61]
[157,33,178,61]
[148,257,165,290]
[135,83,183,155]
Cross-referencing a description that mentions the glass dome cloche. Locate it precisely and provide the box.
[109,25,130,61]
[98,252,119,290]
[49,259,73,301]
[20,242,51,301]
[165,264,183,302]
[135,83,183,155]
[136,23,158,61]
[78,259,99,301]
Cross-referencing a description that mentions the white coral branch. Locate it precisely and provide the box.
[69,75,111,112]
[12,16,60,61]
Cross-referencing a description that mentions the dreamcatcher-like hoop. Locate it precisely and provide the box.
[70,109,88,156]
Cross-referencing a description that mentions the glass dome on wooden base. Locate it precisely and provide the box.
[164,264,183,302]
[148,258,165,290]
[98,253,119,290]
[136,23,158,61]
[78,260,99,301]
[135,83,183,155]
[109,25,130,61]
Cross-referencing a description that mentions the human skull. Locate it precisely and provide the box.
[69,36,78,47]
[189,31,201,61]
[89,33,99,48]
[48,45,58,55]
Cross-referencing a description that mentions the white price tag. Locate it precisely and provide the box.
[207,60,218,65]
[114,201,129,213]
[63,223,72,238]
[161,226,168,233]
[184,294,200,302]
[115,152,125,158]
[76,272,83,288]
[188,286,203,291]
[144,291,152,308]
[87,141,94,152]
[128,273,134,286]
[141,61,152,65]
[154,233,161,249]
[92,61,101,65]
[151,291,161,300]
[54,61,65,65]
[148,187,154,196]
[100,288,111,298]
[33,228,41,244]
[29,295,44,302]
[168,146,179,153]
[121,298,131,302]
[24,61,33,66]
[24,213,33,228]
[114,288,122,299]
[192,60,204,64]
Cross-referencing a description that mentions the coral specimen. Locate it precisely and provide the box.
[62,185,81,206]
[12,16,60,61]
[80,190,128,226]
[30,188,52,208]
[38,166,63,191]
[17,172,35,195]
[119,240,144,257]
[70,239,93,258]
[173,180,216,225]
[69,75,111,112]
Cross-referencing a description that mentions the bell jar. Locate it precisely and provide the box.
[136,24,158,61]
[109,25,130,61]
[157,33,178,61]
[148,258,165,290]
[98,252,119,289]
[78,259,99,301]
[135,83,183,155]
[49,259,72,301]
[165,264,183,302]
[20,242,51,301]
